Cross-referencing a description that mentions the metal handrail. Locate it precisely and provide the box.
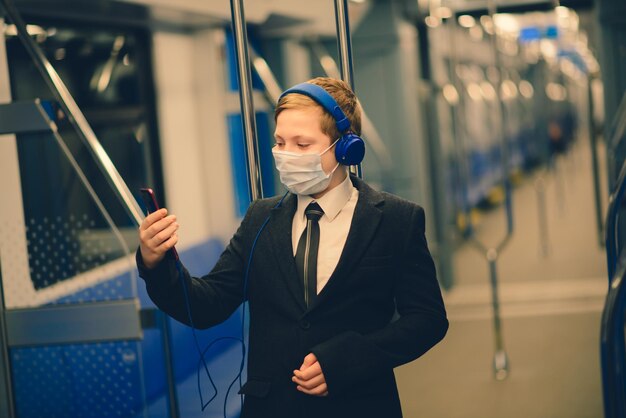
[601,254,626,418]
[606,158,626,280]
[1,0,144,226]
[605,91,626,280]
[601,91,626,418]
[229,0,264,201]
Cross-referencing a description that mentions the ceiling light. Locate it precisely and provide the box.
[443,84,459,105]
[458,15,476,28]
[518,80,534,99]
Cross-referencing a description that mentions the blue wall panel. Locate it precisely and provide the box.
[225,29,277,217]
[10,238,239,418]
[227,112,276,217]
[11,341,146,418]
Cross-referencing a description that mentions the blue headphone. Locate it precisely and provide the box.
[278,82,365,166]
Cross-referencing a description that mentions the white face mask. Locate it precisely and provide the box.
[272,139,341,195]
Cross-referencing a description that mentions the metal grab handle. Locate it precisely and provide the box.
[229,0,263,201]
[1,0,144,227]
[443,0,514,380]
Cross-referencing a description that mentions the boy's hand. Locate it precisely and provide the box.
[139,208,179,269]
[292,353,328,396]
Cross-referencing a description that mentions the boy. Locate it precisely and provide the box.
[137,77,447,418]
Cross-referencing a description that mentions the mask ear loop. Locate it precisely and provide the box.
[320,137,341,156]
[322,138,342,178]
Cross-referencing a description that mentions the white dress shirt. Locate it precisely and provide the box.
[292,171,359,294]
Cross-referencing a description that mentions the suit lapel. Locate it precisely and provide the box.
[265,193,307,311]
[312,176,384,309]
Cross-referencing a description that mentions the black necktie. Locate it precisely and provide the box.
[295,202,324,308]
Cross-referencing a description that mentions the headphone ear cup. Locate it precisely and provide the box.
[335,133,365,166]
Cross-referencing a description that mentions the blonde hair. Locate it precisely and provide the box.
[274,77,362,141]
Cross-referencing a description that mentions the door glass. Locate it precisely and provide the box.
[1,21,168,418]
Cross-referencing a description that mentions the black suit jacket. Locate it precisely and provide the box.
[137,176,448,418]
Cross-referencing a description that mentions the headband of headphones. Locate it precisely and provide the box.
[278,82,352,134]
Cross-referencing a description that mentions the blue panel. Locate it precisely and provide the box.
[135,326,169,418]
[136,237,247,417]
[227,113,252,217]
[224,30,265,92]
[168,239,245,385]
[53,270,134,304]
[170,307,246,417]
[175,336,245,418]
[11,341,145,418]
[11,238,240,418]
[136,238,225,308]
[226,112,276,217]
[519,25,559,42]
[256,111,276,197]
[520,26,541,42]
[163,238,247,417]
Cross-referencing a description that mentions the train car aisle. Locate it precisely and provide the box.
[395,139,607,418]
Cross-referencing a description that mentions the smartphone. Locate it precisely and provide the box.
[139,187,179,261]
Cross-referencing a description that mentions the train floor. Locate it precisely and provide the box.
[396,138,609,418]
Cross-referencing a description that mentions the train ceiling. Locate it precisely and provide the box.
[4,0,592,32]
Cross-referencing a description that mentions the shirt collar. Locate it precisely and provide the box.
[296,170,354,223]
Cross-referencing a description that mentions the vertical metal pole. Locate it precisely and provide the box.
[424,86,456,289]
[456,0,511,380]
[334,0,354,89]
[487,0,513,235]
[333,0,361,178]
[588,75,604,247]
[487,249,508,380]
[157,312,180,418]
[446,14,473,237]
[230,0,263,201]
[0,259,16,418]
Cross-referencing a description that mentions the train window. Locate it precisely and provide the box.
[5,22,160,293]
